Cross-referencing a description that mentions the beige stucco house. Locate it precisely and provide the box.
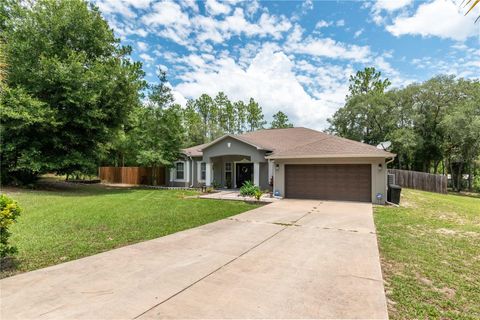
[168,127,395,204]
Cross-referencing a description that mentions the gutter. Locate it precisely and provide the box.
[266,153,396,160]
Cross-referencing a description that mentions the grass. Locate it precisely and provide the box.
[1,181,260,278]
[374,189,480,319]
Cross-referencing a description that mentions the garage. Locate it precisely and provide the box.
[285,164,372,202]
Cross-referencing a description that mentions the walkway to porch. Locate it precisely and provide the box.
[199,190,279,203]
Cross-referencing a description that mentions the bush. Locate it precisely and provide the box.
[239,181,260,197]
[0,194,22,258]
[253,189,263,201]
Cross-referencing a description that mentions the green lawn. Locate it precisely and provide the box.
[2,182,260,278]
[374,189,480,319]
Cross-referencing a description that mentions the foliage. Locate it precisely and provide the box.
[374,189,480,319]
[1,0,145,183]
[183,92,271,146]
[462,0,480,22]
[347,67,391,97]
[270,111,293,129]
[239,180,261,197]
[253,189,263,201]
[211,180,221,189]
[1,184,260,276]
[328,68,480,191]
[0,194,22,258]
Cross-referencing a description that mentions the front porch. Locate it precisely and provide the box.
[205,155,271,190]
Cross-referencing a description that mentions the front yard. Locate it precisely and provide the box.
[1,181,260,278]
[374,189,480,319]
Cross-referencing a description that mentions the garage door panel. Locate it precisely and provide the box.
[285,164,371,202]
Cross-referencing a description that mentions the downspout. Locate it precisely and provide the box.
[385,156,397,206]
[188,155,194,188]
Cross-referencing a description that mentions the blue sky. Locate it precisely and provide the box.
[95,0,479,129]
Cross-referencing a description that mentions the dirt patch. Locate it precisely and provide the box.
[436,286,456,299]
[436,228,458,235]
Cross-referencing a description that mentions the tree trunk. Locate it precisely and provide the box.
[468,161,473,191]
[456,162,464,192]
[433,160,440,174]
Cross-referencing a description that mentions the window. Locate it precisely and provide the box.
[200,162,206,181]
[176,162,184,180]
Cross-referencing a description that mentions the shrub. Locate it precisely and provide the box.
[253,189,263,201]
[0,194,22,258]
[239,181,260,197]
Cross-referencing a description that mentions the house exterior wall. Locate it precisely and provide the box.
[272,157,387,204]
[167,156,204,187]
[201,137,267,163]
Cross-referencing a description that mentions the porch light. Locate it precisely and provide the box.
[275,164,279,171]
[378,163,383,171]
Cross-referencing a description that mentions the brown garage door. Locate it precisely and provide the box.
[285,164,372,202]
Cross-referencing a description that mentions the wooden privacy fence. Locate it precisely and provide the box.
[99,167,165,186]
[388,169,447,194]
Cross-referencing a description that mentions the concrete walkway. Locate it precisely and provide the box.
[1,200,388,319]
[198,190,279,202]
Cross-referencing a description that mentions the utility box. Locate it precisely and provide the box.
[388,184,402,204]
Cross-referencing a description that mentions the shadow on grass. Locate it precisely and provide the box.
[448,190,480,199]
[2,178,147,197]
[0,256,21,279]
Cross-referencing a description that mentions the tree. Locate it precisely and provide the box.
[134,72,184,184]
[441,80,480,191]
[183,99,204,146]
[1,0,145,183]
[234,100,247,134]
[246,98,266,131]
[328,68,393,145]
[347,67,391,97]
[270,111,293,128]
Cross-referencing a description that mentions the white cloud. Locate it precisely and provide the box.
[374,0,413,12]
[137,41,149,51]
[205,0,231,16]
[354,28,364,38]
[175,48,345,129]
[315,20,331,29]
[285,26,371,61]
[287,36,371,62]
[336,19,345,27]
[386,0,479,41]
[193,8,292,44]
[139,53,154,62]
[141,0,192,44]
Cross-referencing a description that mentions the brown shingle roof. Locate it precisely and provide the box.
[182,127,394,159]
[182,142,209,157]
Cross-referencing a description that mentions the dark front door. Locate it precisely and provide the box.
[236,163,253,188]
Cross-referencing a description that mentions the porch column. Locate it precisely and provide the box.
[253,162,260,187]
[205,161,212,187]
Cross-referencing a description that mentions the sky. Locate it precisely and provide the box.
[94,0,480,130]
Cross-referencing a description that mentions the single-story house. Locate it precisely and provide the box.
[168,127,395,204]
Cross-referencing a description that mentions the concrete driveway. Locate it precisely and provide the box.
[1,200,388,319]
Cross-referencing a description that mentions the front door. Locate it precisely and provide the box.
[236,163,253,188]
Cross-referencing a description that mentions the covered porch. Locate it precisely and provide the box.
[204,155,270,190]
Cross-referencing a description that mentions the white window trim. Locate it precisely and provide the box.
[197,161,206,182]
[173,160,187,182]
